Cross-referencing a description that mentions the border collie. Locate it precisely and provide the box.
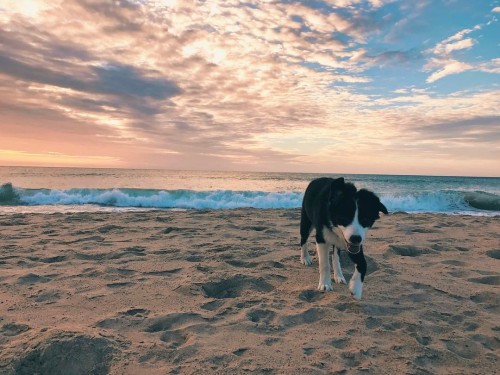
[300,177,388,300]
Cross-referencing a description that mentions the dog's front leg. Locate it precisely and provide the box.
[332,246,346,284]
[347,247,367,300]
[316,242,333,291]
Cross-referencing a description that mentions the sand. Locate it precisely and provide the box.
[0,209,498,374]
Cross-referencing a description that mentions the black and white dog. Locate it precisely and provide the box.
[300,177,387,300]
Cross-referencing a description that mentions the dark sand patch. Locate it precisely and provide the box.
[1,323,30,337]
[8,332,117,375]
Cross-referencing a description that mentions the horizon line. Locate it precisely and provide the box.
[0,165,498,179]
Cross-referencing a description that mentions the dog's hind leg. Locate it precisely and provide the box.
[300,206,313,265]
[332,246,346,284]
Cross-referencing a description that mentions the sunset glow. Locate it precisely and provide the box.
[0,0,499,176]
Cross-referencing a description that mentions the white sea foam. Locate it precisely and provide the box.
[16,188,304,210]
[1,183,498,215]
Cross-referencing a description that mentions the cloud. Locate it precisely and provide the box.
[0,0,499,174]
[442,25,481,43]
[93,64,181,99]
[413,116,500,143]
[426,26,480,58]
[367,49,422,66]
[424,59,473,83]
[431,37,475,55]
[422,24,499,82]
[478,59,500,73]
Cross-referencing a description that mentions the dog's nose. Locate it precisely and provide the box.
[349,235,362,245]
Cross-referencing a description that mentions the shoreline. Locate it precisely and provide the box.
[1,206,499,217]
[1,210,499,374]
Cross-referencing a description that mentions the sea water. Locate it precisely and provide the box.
[0,167,499,216]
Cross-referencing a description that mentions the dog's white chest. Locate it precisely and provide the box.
[322,225,345,249]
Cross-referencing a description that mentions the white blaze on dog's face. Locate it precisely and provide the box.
[329,188,387,252]
[338,203,369,251]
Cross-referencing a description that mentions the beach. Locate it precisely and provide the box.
[0,209,498,374]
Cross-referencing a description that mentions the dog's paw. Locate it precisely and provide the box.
[318,281,333,292]
[301,255,313,266]
[349,279,363,300]
[333,274,346,284]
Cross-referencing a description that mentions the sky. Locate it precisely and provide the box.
[0,0,499,176]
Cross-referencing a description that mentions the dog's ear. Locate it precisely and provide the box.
[371,193,388,215]
[358,189,388,215]
[378,201,388,215]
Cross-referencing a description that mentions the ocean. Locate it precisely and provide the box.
[0,167,499,216]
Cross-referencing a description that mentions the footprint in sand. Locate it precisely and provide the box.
[106,282,135,288]
[441,260,466,266]
[96,308,149,329]
[232,348,248,356]
[160,330,189,348]
[75,252,107,261]
[144,268,182,276]
[109,246,146,259]
[123,308,149,316]
[413,346,446,367]
[413,334,432,346]
[486,249,500,260]
[144,313,206,333]
[40,256,67,263]
[328,337,349,349]
[298,290,325,303]
[385,245,434,257]
[463,322,480,331]
[225,260,258,268]
[201,275,274,299]
[264,337,281,346]
[200,300,225,311]
[262,261,285,269]
[246,226,267,232]
[448,270,468,278]
[365,317,382,329]
[162,227,198,235]
[467,276,500,286]
[17,273,51,284]
[247,309,276,324]
[97,224,125,233]
[443,338,481,359]
[142,313,215,364]
[470,334,500,351]
[281,308,325,328]
[31,290,62,304]
[470,291,499,311]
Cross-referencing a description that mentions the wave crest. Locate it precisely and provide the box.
[1,184,499,214]
[0,183,20,205]
[464,191,500,211]
[13,187,303,210]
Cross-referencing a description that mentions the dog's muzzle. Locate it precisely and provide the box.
[347,242,362,255]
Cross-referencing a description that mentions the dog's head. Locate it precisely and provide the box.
[328,178,388,253]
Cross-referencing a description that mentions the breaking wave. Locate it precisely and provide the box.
[0,184,302,210]
[381,190,499,213]
[1,183,499,214]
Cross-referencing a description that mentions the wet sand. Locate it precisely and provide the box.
[0,210,498,374]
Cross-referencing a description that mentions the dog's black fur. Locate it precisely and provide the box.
[300,177,387,296]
